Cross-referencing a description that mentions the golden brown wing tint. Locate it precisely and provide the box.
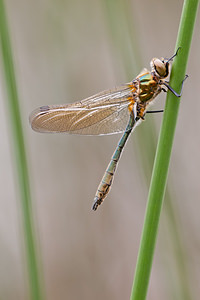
[30,84,135,135]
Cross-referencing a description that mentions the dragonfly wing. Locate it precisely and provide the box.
[30,84,136,135]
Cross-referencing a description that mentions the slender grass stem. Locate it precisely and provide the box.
[0,1,43,299]
[130,0,199,299]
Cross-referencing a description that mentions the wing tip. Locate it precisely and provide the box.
[29,105,50,132]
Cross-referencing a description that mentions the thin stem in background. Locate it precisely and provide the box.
[0,1,44,300]
[130,0,199,299]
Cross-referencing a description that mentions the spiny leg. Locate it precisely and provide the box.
[166,47,181,63]
[163,74,188,97]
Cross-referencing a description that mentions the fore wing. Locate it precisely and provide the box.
[30,84,135,135]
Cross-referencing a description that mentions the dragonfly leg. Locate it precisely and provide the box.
[146,109,164,114]
[166,47,181,63]
[133,102,138,121]
[163,74,188,97]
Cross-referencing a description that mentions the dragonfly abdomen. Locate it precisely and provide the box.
[92,115,135,210]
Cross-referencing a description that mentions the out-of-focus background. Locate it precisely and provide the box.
[0,0,200,299]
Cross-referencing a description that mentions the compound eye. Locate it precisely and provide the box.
[154,59,168,77]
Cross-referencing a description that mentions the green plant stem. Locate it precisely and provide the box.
[130,0,199,299]
[0,1,43,300]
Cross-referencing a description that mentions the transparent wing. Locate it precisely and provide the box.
[29,83,136,135]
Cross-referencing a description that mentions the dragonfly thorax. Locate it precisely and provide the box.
[150,58,169,79]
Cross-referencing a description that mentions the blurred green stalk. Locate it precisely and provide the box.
[0,1,43,299]
[130,0,199,299]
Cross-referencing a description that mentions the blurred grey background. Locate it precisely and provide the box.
[0,0,200,299]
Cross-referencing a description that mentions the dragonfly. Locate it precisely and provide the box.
[30,49,187,211]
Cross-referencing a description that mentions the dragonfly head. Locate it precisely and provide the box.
[150,58,169,79]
